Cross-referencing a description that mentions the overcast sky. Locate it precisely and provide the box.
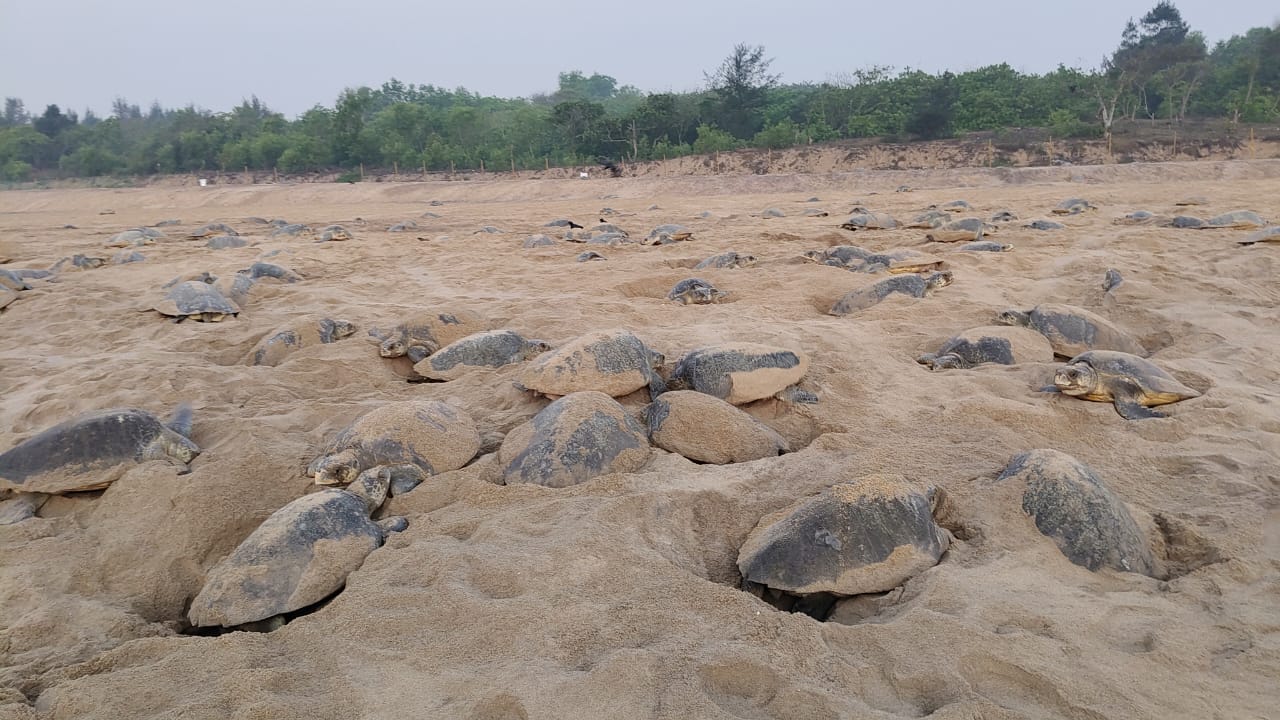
[1,0,1276,119]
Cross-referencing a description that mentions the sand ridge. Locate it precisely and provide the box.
[0,161,1277,718]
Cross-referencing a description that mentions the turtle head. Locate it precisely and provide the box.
[330,320,358,340]
[312,450,360,486]
[522,339,553,359]
[1053,362,1098,396]
[379,337,408,358]
[800,250,825,263]
[996,308,1030,327]
[158,432,201,466]
[646,348,665,370]
[925,271,954,291]
[738,254,758,268]
[346,466,392,513]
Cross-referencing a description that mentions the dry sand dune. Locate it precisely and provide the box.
[1,160,1278,719]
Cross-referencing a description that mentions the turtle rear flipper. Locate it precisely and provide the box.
[1112,382,1166,420]
[167,403,194,437]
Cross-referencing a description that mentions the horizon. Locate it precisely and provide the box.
[1,1,1277,121]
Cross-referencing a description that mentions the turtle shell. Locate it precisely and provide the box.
[153,281,240,321]
[668,343,809,404]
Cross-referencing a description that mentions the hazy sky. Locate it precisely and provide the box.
[2,0,1276,119]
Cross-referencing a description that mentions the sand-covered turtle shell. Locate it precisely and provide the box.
[0,408,199,494]
[152,281,241,321]
[307,400,480,485]
[412,330,550,381]
[997,449,1155,575]
[998,303,1146,358]
[498,391,651,488]
[694,251,756,270]
[518,328,664,399]
[642,391,787,464]
[829,271,952,316]
[840,213,897,231]
[737,476,950,596]
[376,310,488,363]
[917,325,1055,370]
[667,343,809,405]
[249,317,357,367]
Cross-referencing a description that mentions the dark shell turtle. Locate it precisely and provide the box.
[737,476,951,596]
[206,235,247,250]
[374,310,488,363]
[498,391,651,488]
[668,277,729,305]
[644,224,691,245]
[476,225,504,234]
[1052,198,1095,215]
[0,268,31,291]
[694,251,757,270]
[71,254,109,268]
[934,200,971,212]
[803,209,830,217]
[917,325,1054,370]
[411,330,551,381]
[1049,350,1201,420]
[187,223,238,239]
[1025,219,1065,231]
[518,328,665,399]
[667,343,815,405]
[238,262,302,283]
[113,250,145,265]
[0,405,198,515]
[249,317,357,367]
[905,211,950,229]
[642,390,787,464]
[152,281,240,322]
[270,223,312,238]
[829,271,953,316]
[317,225,353,242]
[307,400,480,485]
[187,466,408,628]
[996,303,1146,358]
[522,234,557,248]
[576,251,607,262]
[388,220,418,232]
[105,230,154,248]
[996,449,1155,575]
[1166,215,1207,229]
[957,240,1012,252]
[761,208,785,218]
[990,210,1018,223]
[802,245,873,267]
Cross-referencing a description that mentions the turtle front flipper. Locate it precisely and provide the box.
[0,493,50,525]
[1112,380,1165,420]
[377,517,409,537]
[926,353,966,371]
[646,368,667,399]
[775,385,819,404]
[384,464,430,496]
[406,344,434,364]
[167,402,194,437]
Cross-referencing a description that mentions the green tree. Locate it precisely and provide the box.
[705,44,781,139]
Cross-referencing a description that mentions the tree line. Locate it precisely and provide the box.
[1,2,1276,182]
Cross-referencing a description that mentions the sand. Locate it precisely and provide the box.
[1,157,1278,719]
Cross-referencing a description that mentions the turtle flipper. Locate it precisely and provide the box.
[0,493,50,525]
[1113,381,1165,420]
[167,402,194,437]
[776,385,819,404]
[646,368,667,399]
[406,345,432,364]
[385,464,430,496]
[377,516,409,537]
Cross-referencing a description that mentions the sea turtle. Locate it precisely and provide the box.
[517,328,665,399]
[990,210,1018,223]
[1238,226,1280,246]
[576,251,607,262]
[187,223,238,239]
[933,200,971,213]
[667,343,816,404]
[694,251,757,270]
[498,391,651,488]
[1113,210,1162,226]
[421,212,442,219]
[268,219,291,228]
[1103,269,1124,293]
[152,281,241,322]
[645,224,692,245]
[0,268,31,291]
[373,310,487,363]
[0,405,198,523]
[238,262,302,283]
[317,225,353,242]
[186,465,408,629]
[1167,216,1207,229]
[829,271,953,316]
[307,400,480,485]
[544,219,581,228]
[11,258,68,280]
[803,209,830,217]
[587,232,630,246]
[996,449,1155,575]
[388,221,418,232]
[476,226,504,234]
[71,254,109,268]
[271,223,312,237]
[906,211,950,229]
[1206,210,1268,229]
[1052,199,1095,215]
[1025,219,1065,230]
[801,245,874,267]
[155,219,183,227]
[996,303,1146,358]
[249,317,357,367]
[641,390,787,464]
[917,326,1055,370]
[668,277,729,305]
[761,208,785,218]
[925,217,993,243]
[207,235,247,250]
[523,234,557,248]
[957,240,1012,252]
[853,248,945,274]
[411,330,551,381]
[840,213,897,231]
[1047,350,1201,420]
[105,230,154,248]
[737,477,951,598]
